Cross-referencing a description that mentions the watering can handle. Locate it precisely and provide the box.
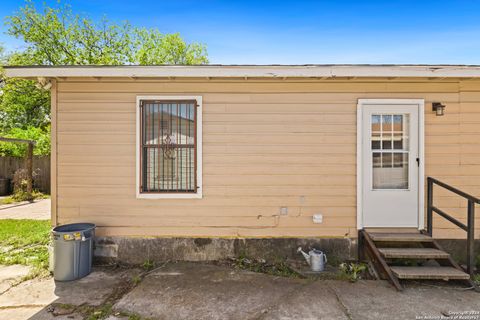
[324,254,327,264]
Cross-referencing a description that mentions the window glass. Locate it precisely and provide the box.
[141,101,196,193]
[372,114,409,189]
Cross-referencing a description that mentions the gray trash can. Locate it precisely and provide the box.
[52,223,96,281]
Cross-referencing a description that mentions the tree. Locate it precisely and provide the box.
[5,0,208,65]
[0,1,208,156]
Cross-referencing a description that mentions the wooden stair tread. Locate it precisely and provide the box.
[378,248,449,259]
[390,266,470,280]
[369,233,433,242]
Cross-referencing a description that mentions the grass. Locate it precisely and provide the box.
[0,219,51,276]
[1,191,49,205]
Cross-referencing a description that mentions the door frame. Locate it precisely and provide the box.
[356,99,425,230]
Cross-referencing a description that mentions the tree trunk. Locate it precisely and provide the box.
[25,142,33,201]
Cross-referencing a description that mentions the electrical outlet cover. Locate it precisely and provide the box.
[313,214,323,223]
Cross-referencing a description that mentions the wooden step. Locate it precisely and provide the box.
[369,233,433,242]
[391,266,470,280]
[379,248,450,259]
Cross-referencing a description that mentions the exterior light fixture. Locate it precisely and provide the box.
[432,102,445,116]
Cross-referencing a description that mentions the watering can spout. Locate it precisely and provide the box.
[297,247,311,265]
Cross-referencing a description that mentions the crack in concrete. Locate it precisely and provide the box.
[0,276,35,296]
[327,282,353,320]
[249,280,315,320]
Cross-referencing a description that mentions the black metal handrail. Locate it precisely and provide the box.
[427,177,479,277]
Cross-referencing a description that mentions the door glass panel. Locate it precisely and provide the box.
[393,133,403,149]
[372,114,409,190]
[372,152,381,167]
[382,115,392,131]
[371,133,381,149]
[382,133,392,149]
[382,152,393,168]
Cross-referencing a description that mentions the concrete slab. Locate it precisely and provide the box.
[262,281,350,320]
[53,269,134,307]
[115,263,480,320]
[0,262,478,320]
[328,280,480,320]
[27,308,84,320]
[0,198,50,220]
[0,267,137,320]
[114,262,307,320]
[0,264,30,293]
[0,277,56,308]
[0,307,45,320]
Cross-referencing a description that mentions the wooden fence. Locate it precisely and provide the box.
[0,156,50,194]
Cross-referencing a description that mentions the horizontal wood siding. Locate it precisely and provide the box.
[55,79,480,239]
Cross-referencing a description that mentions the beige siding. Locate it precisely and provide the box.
[55,79,480,239]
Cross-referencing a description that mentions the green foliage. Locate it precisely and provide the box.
[5,0,208,66]
[339,262,367,282]
[2,190,48,204]
[142,259,155,271]
[131,274,142,286]
[0,126,50,156]
[233,255,300,278]
[0,219,51,275]
[0,0,208,156]
[474,273,480,285]
[134,30,208,65]
[84,303,113,320]
[0,78,50,131]
[0,45,6,65]
[0,41,50,135]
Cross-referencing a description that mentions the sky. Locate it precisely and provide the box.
[0,0,480,65]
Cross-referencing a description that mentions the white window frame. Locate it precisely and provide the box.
[136,95,203,199]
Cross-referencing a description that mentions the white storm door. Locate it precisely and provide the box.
[362,104,420,227]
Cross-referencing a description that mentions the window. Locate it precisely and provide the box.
[136,96,202,198]
[371,114,409,190]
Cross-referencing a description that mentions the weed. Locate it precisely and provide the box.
[10,167,50,201]
[473,274,480,285]
[233,255,300,278]
[117,311,150,320]
[142,259,155,271]
[131,274,142,285]
[339,262,367,282]
[84,303,113,320]
[79,303,149,320]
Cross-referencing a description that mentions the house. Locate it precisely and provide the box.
[5,65,480,287]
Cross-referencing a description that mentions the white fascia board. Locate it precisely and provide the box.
[5,65,480,78]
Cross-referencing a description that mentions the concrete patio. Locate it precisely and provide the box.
[0,262,478,320]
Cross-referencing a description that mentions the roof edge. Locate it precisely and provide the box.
[5,65,480,78]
